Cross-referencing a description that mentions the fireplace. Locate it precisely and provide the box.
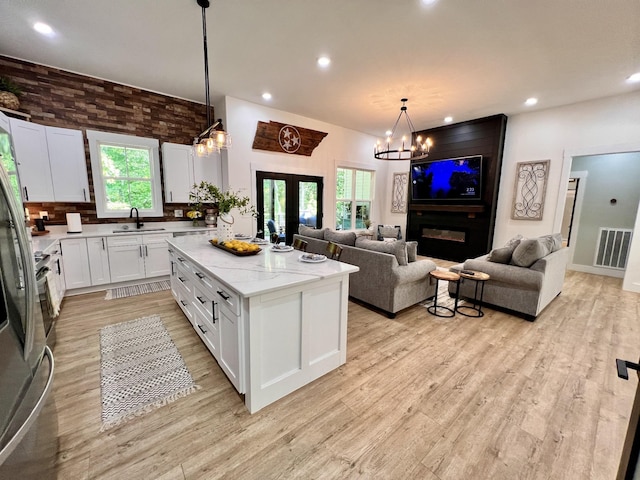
[422,228,466,243]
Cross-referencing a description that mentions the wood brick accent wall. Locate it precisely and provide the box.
[1,55,210,225]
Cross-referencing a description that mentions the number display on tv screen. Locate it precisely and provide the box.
[411,155,482,201]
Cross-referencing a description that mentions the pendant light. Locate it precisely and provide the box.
[374,99,432,161]
[193,0,231,157]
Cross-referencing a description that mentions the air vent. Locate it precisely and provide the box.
[594,228,633,269]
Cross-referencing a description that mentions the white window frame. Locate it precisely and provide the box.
[87,130,163,218]
[336,166,375,231]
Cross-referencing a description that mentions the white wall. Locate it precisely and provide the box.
[496,90,640,292]
[221,96,393,236]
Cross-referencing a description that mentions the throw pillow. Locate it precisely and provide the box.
[538,233,563,252]
[355,237,408,266]
[488,236,522,264]
[406,241,418,263]
[377,225,402,240]
[324,230,357,246]
[511,238,552,267]
[298,225,326,239]
[488,246,515,264]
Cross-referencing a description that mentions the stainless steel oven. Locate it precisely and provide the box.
[34,254,55,349]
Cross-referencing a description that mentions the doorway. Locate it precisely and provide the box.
[560,177,580,247]
[256,171,323,244]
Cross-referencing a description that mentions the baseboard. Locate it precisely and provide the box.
[567,263,624,278]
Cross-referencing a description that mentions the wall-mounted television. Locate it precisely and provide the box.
[410,155,483,201]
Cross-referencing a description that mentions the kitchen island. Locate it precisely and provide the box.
[166,236,359,413]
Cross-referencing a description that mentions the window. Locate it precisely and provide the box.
[87,130,163,218]
[336,167,373,230]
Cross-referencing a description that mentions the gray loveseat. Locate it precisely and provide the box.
[294,226,437,318]
[449,233,569,320]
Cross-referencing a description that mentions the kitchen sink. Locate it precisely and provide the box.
[112,227,166,233]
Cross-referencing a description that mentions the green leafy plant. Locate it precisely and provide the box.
[0,76,23,96]
[189,181,256,216]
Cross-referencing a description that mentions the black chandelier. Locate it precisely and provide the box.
[374,99,432,161]
[193,0,231,157]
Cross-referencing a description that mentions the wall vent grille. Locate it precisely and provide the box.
[594,228,633,269]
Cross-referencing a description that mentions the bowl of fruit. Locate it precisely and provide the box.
[209,238,262,256]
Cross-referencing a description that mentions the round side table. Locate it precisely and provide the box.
[455,270,490,317]
[427,270,460,318]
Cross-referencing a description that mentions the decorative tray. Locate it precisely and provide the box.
[209,240,262,256]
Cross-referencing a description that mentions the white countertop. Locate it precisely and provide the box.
[30,221,215,253]
[167,236,359,298]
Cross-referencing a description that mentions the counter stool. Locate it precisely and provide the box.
[456,270,490,317]
[427,270,460,318]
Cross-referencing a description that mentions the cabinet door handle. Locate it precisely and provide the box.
[170,261,175,275]
[23,186,29,201]
[56,258,61,275]
[177,257,185,263]
[178,276,186,283]
[616,358,640,380]
[196,296,206,304]
[180,300,187,307]
[217,289,230,301]
[195,272,205,279]
[83,188,87,201]
[170,191,173,202]
[212,301,218,324]
[145,245,148,257]
[101,238,105,250]
[197,324,207,334]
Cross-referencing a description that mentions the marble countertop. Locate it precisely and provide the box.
[30,221,215,254]
[167,236,359,298]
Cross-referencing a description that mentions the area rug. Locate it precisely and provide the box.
[99,314,199,431]
[104,280,171,300]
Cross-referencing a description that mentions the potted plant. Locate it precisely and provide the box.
[0,76,23,111]
[189,181,256,238]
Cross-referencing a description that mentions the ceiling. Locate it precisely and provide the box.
[1,0,639,137]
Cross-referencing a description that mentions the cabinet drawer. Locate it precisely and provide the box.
[212,280,240,316]
[143,233,173,244]
[175,280,195,326]
[174,253,193,275]
[175,265,193,295]
[192,307,219,359]
[191,265,215,292]
[107,235,143,247]
[192,283,216,324]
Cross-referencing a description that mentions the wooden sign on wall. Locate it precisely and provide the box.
[252,121,328,156]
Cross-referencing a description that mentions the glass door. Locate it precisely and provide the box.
[256,172,323,245]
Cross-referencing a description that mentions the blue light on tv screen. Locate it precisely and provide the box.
[411,156,482,200]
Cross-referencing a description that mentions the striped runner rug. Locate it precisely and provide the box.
[105,280,171,300]
[99,314,199,431]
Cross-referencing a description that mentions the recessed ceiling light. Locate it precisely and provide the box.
[525,97,538,106]
[444,116,453,123]
[33,22,54,36]
[626,72,640,84]
[262,92,272,101]
[385,130,393,136]
[420,0,439,6]
[317,56,331,68]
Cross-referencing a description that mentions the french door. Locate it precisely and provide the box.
[256,171,323,245]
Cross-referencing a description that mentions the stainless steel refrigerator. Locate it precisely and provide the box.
[0,117,57,479]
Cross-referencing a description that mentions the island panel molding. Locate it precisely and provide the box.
[252,120,328,156]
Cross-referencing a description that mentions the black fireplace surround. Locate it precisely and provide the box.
[407,114,507,262]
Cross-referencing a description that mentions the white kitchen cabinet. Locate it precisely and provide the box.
[108,233,172,282]
[9,118,89,203]
[60,238,91,289]
[9,119,54,202]
[46,126,90,202]
[86,237,111,285]
[162,142,221,203]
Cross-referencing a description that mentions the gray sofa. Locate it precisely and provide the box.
[294,226,437,318]
[449,233,569,320]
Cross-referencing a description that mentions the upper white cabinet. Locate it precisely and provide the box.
[9,119,53,202]
[9,118,89,203]
[46,126,90,202]
[162,143,220,203]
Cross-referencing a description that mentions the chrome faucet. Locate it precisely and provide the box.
[129,207,143,229]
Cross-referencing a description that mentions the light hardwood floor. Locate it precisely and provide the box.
[53,265,640,480]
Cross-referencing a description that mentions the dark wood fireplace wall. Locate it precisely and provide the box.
[407,114,507,262]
